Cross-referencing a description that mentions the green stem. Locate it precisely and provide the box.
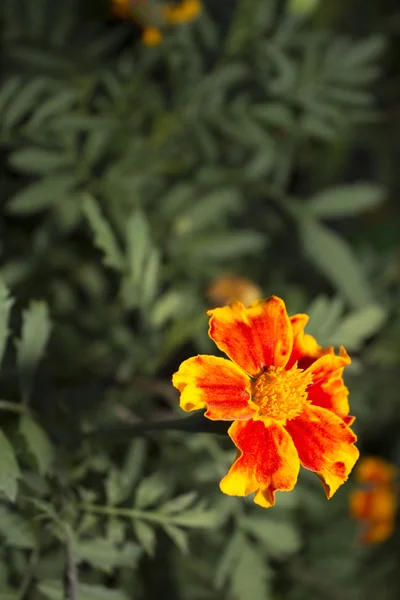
[81,502,174,525]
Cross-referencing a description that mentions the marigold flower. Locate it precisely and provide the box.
[112,0,133,19]
[163,0,202,24]
[172,296,359,507]
[350,456,397,544]
[207,275,262,308]
[142,26,163,46]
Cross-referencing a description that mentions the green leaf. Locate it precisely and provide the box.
[37,581,129,600]
[0,430,20,502]
[306,295,345,342]
[82,194,124,271]
[8,148,71,175]
[241,517,301,556]
[7,174,76,215]
[328,304,387,350]
[0,280,13,368]
[232,537,272,600]
[19,415,54,475]
[161,492,198,514]
[2,78,50,130]
[134,475,167,509]
[163,524,189,554]
[176,188,242,232]
[307,183,385,218]
[75,539,141,573]
[168,508,217,528]
[132,519,157,556]
[141,248,160,306]
[184,231,266,261]
[28,89,77,126]
[252,103,294,129]
[299,218,373,309]
[126,209,150,285]
[0,77,22,116]
[17,301,52,402]
[0,505,36,548]
[342,36,385,68]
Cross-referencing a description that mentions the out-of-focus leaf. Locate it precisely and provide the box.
[16,301,51,402]
[328,304,387,350]
[176,188,242,232]
[75,539,141,573]
[163,524,189,554]
[134,475,167,509]
[299,217,373,309]
[2,78,50,129]
[161,492,198,514]
[307,183,385,218]
[8,148,71,175]
[132,520,157,556]
[37,581,129,600]
[0,431,20,502]
[7,174,76,215]
[0,280,13,368]
[182,231,266,261]
[82,194,124,271]
[19,415,54,475]
[241,517,301,556]
[232,537,272,600]
[126,209,150,284]
[0,505,36,548]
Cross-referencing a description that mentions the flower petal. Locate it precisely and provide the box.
[286,405,359,498]
[219,419,300,507]
[304,347,351,419]
[207,296,293,377]
[286,314,333,370]
[172,355,254,420]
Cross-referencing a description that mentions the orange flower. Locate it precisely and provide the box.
[350,457,397,543]
[111,0,146,20]
[172,296,359,507]
[207,275,262,308]
[142,26,163,46]
[163,0,202,24]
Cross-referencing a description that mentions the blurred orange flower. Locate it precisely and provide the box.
[350,457,397,543]
[142,26,163,46]
[207,275,262,308]
[173,296,359,507]
[111,0,202,33]
[163,0,202,24]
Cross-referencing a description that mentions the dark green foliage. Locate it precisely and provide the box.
[0,0,400,599]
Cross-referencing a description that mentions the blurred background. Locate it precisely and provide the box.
[1,0,400,598]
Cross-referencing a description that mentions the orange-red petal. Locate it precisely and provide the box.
[285,405,359,498]
[304,347,351,419]
[207,297,293,377]
[172,355,254,420]
[286,314,332,370]
[219,419,300,507]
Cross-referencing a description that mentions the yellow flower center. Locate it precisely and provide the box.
[252,364,312,422]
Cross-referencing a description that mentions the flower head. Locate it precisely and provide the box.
[142,26,163,46]
[163,0,202,24]
[172,296,359,507]
[350,456,397,543]
[207,275,262,308]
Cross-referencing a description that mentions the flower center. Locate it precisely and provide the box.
[252,365,313,422]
